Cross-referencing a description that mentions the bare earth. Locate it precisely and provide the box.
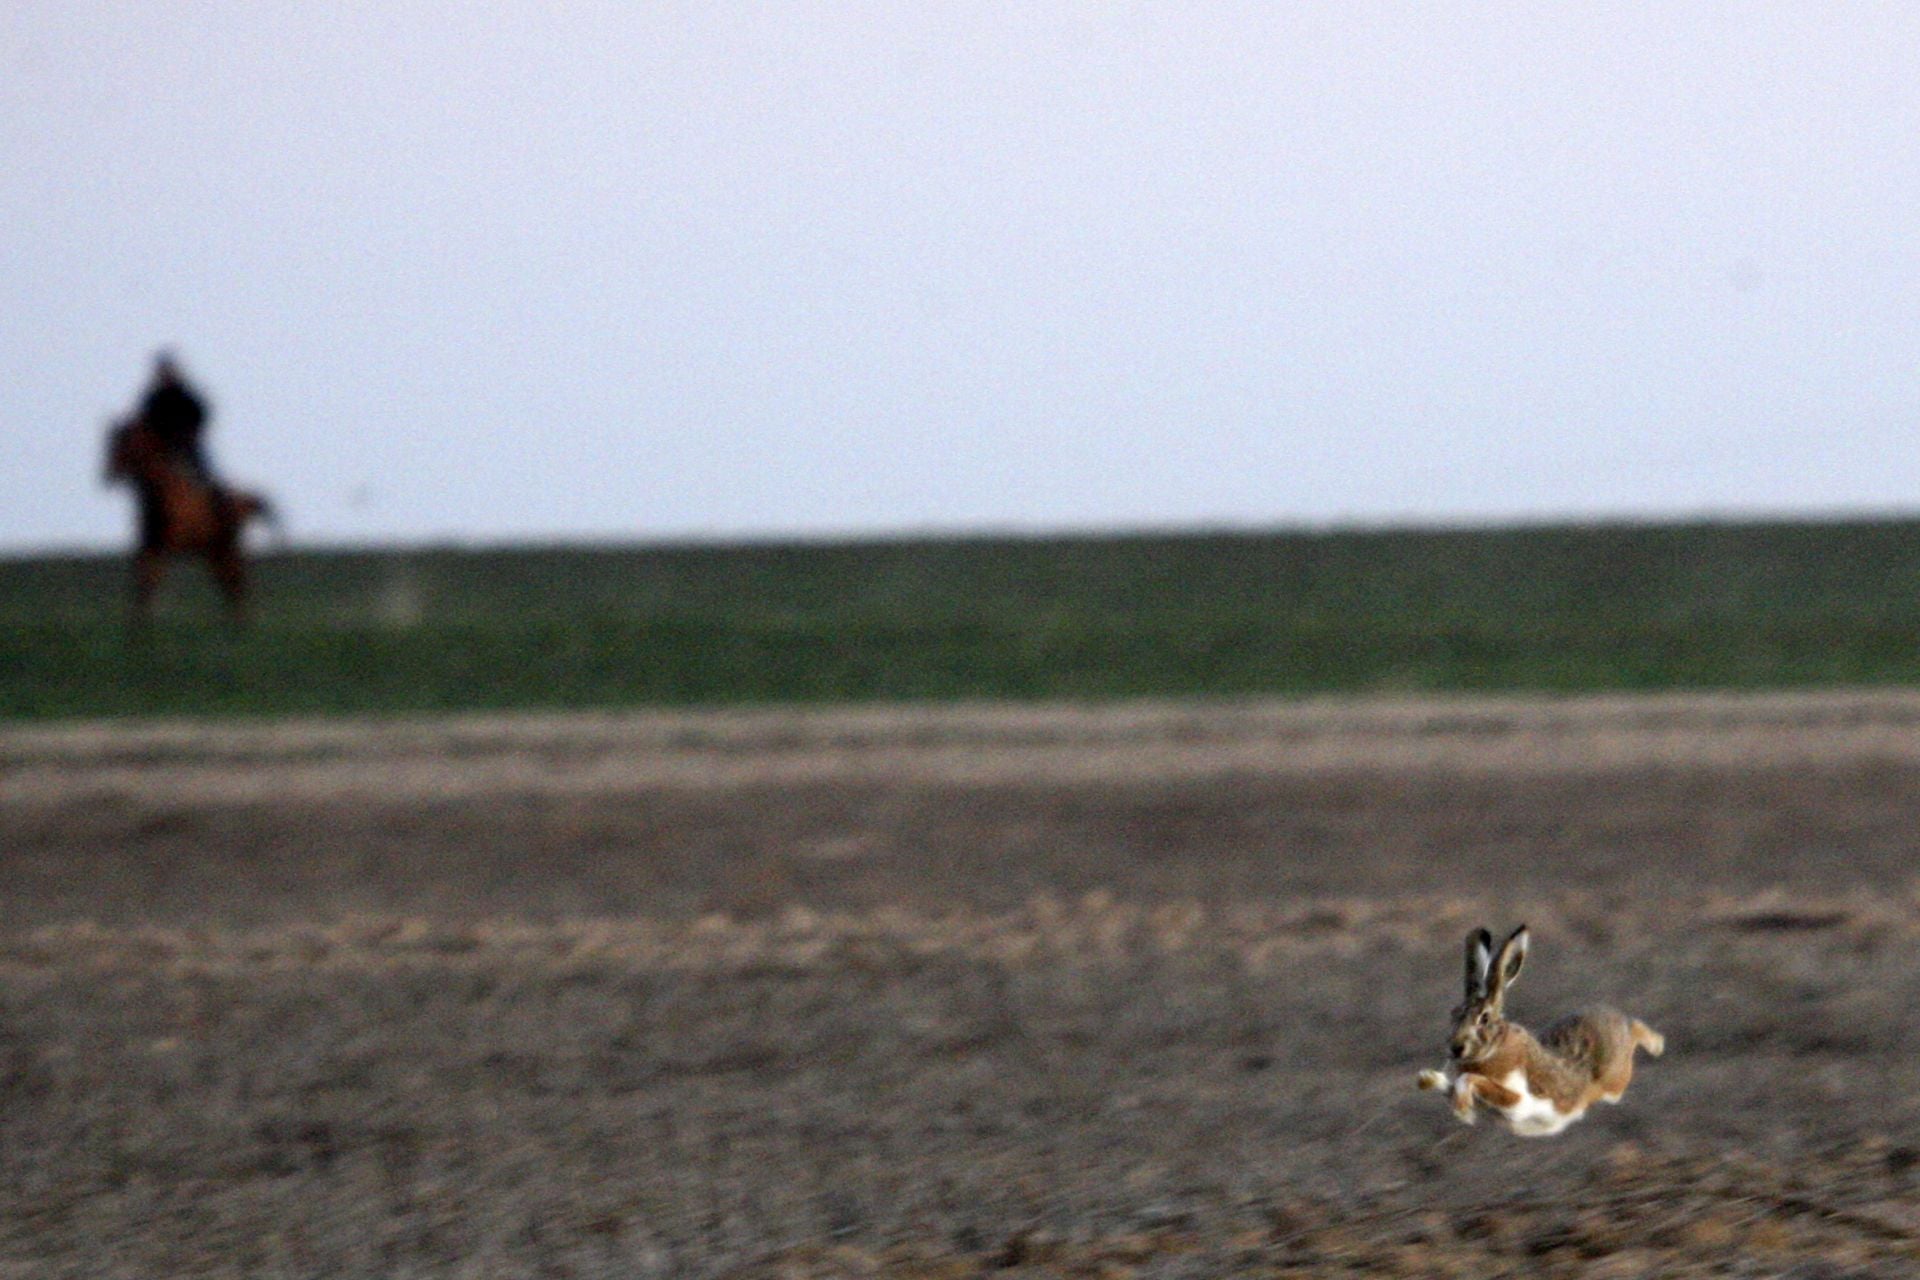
[3,691,1919,1277]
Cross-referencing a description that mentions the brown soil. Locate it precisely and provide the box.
[2,691,1919,1277]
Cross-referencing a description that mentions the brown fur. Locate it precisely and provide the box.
[1540,1005,1658,1102]
[1436,926,1664,1131]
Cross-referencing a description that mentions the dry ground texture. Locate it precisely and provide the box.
[3,692,1920,1277]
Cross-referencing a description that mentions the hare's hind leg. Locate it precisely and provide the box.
[1597,1018,1664,1102]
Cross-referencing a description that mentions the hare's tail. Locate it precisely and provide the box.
[1629,1018,1665,1058]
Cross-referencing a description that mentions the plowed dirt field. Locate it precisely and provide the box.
[3,693,1918,1277]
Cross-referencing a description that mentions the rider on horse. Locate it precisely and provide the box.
[137,351,219,487]
[107,350,271,623]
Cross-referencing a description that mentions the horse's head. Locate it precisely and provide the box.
[103,419,133,486]
[103,417,161,487]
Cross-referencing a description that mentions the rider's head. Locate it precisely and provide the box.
[152,348,182,384]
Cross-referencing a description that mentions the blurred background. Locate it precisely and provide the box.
[7,3,1918,552]
[7,4,1920,719]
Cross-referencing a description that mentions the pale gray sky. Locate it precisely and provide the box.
[6,4,1919,551]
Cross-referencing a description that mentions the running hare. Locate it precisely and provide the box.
[1416,925,1664,1137]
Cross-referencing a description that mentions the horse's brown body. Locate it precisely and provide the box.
[104,419,273,624]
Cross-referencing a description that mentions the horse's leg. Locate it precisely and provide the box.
[131,549,166,628]
[210,545,249,628]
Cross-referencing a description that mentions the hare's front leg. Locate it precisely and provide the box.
[1449,1071,1523,1125]
[1449,1074,1479,1123]
[1414,1068,1478,1122]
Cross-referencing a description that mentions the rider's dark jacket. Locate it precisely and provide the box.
[140,377,213,480]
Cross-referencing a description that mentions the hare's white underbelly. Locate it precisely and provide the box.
[1494,1069,1583,1137]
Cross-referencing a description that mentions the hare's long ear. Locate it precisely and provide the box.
[1486,925,1530,1007]
[1464,927,1493,999]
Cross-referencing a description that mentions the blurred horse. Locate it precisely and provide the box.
[103,416,277,624]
